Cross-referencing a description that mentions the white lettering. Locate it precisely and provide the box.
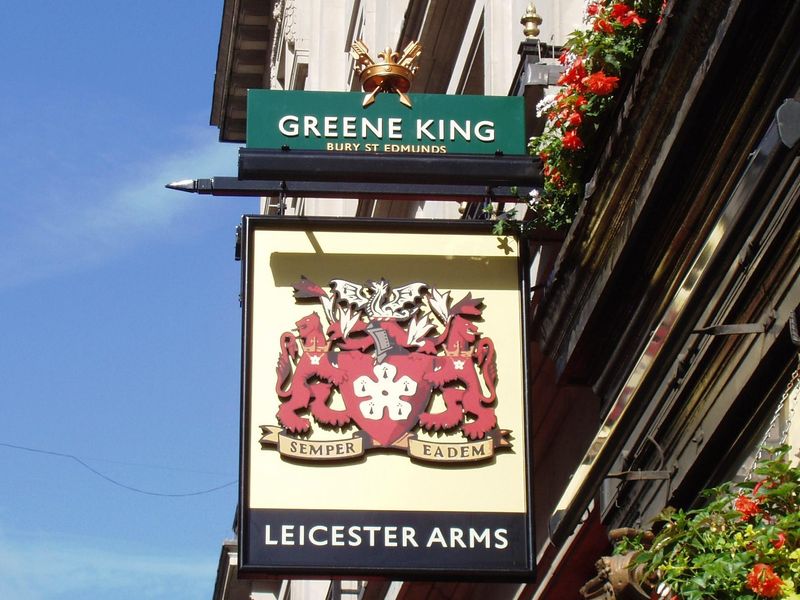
[303,115,321,137]
[384,526,398,547]
[281,525,295,545]
[281,116,496,146]
[450,527,467,548]
[469,528,491,548]
[278,115,299,136]
[309,525,327,546]
[494,528,509,549]
[388,118,402,139]
[426,527,447,547]
[323,116,337,137]
[363,525,381,546]
[265,523,505,550]
[331,525,345,546]
[450,120,470,141]
[362,118,383,139]
[416,119,436,140]
[264,525,279,545]
[342,116,357,138]
[402,526,418,547]
[348,526,362,546]
[475,120,495,142]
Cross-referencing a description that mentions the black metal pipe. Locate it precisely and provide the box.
[166,176,534,201]
[238,148,542,187]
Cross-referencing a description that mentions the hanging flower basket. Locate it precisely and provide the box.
[603,446,800,600]
[526,0,666,231]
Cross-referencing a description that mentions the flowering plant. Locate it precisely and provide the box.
[527,0,665,230]
[617,446,800,600]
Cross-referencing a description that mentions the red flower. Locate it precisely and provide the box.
[562,130,584,150]
[587,3,601,16]
[753,478,775,496]
[551,109,567,127]
[582,71,620,95]
[593,18,614,33]
[610,3,646,26]
[773,532,787,549]
[619,10,647,26]
[558,58,588,87]
[746,564,783,598]
[734,494,761,520]
[567,111,583,127]
[610,3,631,19]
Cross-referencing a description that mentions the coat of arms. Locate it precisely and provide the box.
[259,276,511,463]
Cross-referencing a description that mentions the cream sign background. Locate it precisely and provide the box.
[244,224,529,515]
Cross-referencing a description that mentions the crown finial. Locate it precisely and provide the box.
[521,3,542,39]
[350,40,422,108]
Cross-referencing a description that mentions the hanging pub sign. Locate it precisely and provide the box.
[247,90,525,156]
[247,40,523,156]
[239,216,535,579]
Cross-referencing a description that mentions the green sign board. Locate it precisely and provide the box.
[247,90,525,155]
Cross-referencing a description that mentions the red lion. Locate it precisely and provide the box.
[421,315,498,440]
[275,313,349,432]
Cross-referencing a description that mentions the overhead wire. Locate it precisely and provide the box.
[0,441,237,497]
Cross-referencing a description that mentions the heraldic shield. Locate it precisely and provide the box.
[260,276,512,463]
[340,352,434,447]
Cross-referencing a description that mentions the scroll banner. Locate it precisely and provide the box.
[260,425,511,463]
[260,426,365,460]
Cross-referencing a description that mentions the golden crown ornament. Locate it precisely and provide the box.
[350,40,422,108]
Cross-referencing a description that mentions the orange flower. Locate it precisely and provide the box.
[582,71,620,95]
[734,494,761,520]
[746,564,783,598]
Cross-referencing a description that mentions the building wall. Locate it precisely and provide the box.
[215,2,582,598]
[259,0,581,223]
[210,0,800,595]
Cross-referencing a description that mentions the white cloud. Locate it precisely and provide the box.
[0,132,240,290]
[0,526,216,600]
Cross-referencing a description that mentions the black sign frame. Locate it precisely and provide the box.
[238,216,536,581]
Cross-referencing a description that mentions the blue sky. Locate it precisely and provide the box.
[1,3,255,598]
